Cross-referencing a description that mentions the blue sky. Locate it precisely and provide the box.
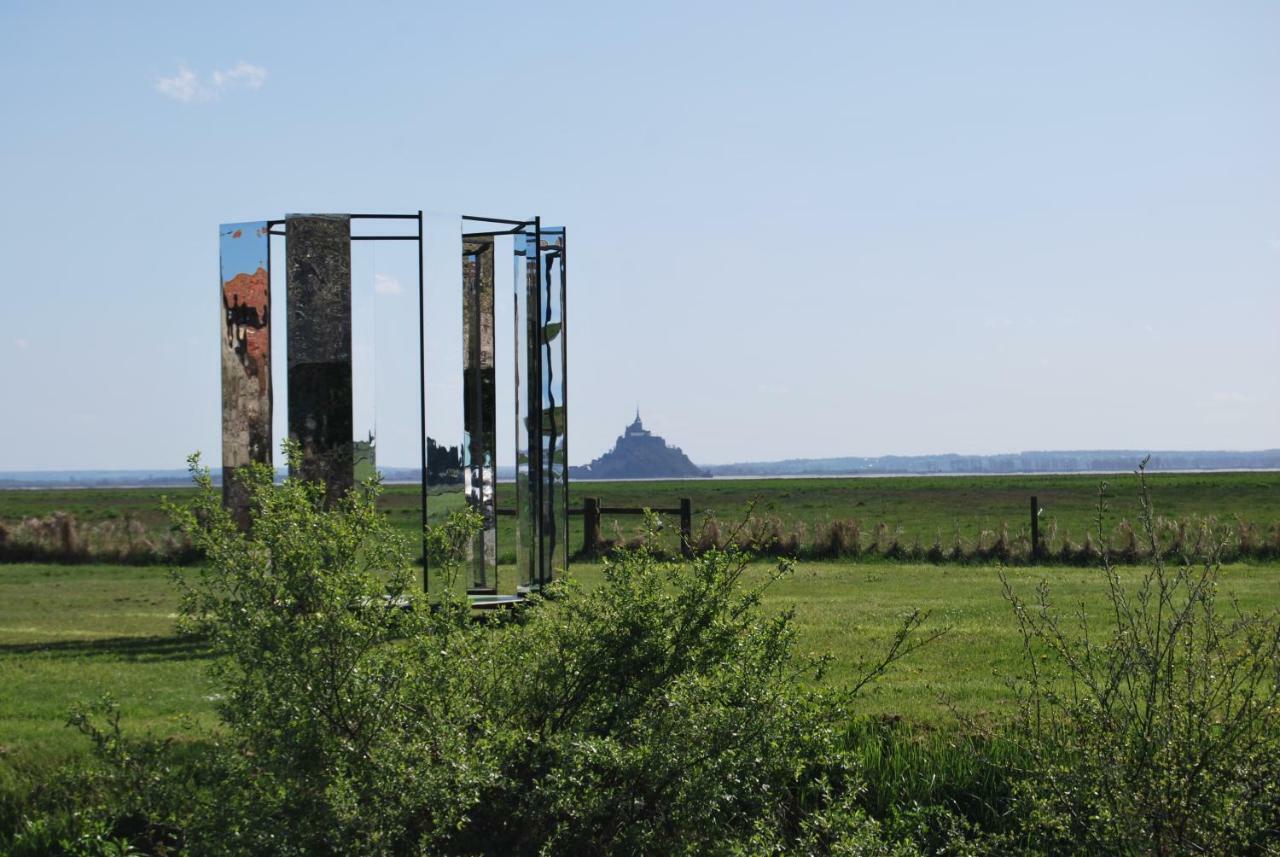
[0,1,1276,470]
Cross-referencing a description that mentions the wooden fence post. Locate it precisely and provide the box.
[680,497,693,558]
[1030,495,1040,560]
[584,497,601,559]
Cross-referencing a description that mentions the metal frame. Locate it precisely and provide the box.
[226,211,567,600]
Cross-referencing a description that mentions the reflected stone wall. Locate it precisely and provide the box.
[286,214,353,505]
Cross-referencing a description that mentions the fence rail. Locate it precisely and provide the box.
[496,498,693,558]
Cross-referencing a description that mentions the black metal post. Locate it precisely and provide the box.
[533,216,544,588]
[418,210,428,591]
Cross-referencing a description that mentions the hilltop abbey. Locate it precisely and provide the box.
[570,411,708,480]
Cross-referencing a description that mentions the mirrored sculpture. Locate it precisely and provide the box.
[219,211,568,596]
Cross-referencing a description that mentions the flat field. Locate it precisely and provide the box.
[4,470,1279,562]
[2,473,1277,793]
[3,558,1278,777]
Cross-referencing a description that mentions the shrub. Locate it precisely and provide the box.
[1001,462,1280,855]
[45,449,935,856]
[693,514,723,553]
[925,531,945,564]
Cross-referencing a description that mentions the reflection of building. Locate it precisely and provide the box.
[570,410,708,480]
[427,437,462,485]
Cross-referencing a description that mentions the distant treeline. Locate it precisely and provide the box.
[708,449,1280,477]
[5,449,1279,488]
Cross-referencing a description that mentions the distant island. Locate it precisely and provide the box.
[569,411,709,480]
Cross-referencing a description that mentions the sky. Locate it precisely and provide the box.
[0,0,1277,470]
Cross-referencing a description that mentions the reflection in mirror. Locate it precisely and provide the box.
[219,221,272,528]
[513,229,534,590]
[513,225,569,592]
[539,229,568,583]
[423,213,466,591]
[268,231,289,476]
[285,214,353,506]
[462,234,497,591]
[352,240,377,484]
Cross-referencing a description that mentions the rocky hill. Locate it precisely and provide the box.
[570,411,707,480]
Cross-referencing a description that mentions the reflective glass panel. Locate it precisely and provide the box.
[219,221,272,526]
[538,228,568,580]
[285,214,354,505]
[351,240,377,484]
[513,228,536,590]
[462,235,497,590]
[512,224,569,590]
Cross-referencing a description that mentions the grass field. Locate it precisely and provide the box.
[5,470,1279,563]
[2,473,1278,801]
[3,557,1278,780]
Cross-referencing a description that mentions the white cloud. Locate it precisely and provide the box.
[156,66,201,102]
[14,338,29,350]
[211,61,267,90]
[156,61,267,102]
[374,273,404,296]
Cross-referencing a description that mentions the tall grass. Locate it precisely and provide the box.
[5,507,1278,568]
[0,513,197,565]
[653,510,1280,565]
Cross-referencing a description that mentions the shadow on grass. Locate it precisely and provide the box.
[0,634,213,662]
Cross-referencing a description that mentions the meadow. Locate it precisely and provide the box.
[3,556,1277,773]
[2,473,1278,852]
[4,470,1280,564]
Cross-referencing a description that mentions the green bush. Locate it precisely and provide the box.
[35,451,933,856]
[14,453,1275,855]
[1000,462,1280,855]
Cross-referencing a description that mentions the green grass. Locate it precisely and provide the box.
[3,556,1277,783]
[8,471,1276,563]
[2,476,1276,846]
[2,472,1278,795]
[397,471,1280,560]
[0,565,219,774]
[565,470,1280,546]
